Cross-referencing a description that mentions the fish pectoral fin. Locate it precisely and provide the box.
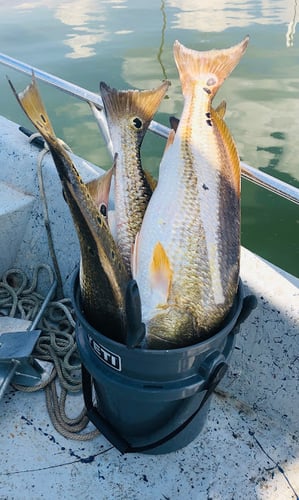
[8,73,56,141]
[150,242,173,304]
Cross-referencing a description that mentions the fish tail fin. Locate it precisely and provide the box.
[99,80,170,139]
[173,36,249,98]
[8,74,56,142]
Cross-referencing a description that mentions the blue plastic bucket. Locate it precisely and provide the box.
[72,271,247,454]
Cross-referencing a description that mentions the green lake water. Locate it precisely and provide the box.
[0,0,298,277]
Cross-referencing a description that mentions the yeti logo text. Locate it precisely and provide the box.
[88,336,121,371]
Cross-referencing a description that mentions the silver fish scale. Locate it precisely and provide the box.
[170,139,223,328]
[115,129,152,273]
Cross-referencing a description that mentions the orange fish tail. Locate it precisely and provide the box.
[99,80,170,126]
[8,74,57,142]
[173,36,249,98]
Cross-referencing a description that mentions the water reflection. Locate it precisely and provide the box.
[168,0,297,44]
[10,1,298,58]
[157,0,168,81]
[286,0,298,46]
[0,0,298,275]
[7,0,298,61]
[54,1,125,59]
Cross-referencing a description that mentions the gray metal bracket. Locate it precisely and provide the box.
[0,278,57,400]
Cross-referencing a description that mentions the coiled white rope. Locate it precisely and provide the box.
[0,265,99,440]
[0,132,100,440]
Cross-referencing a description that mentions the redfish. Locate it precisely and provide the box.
[9,76,129,342]
[132,36,249,348]
[99,80,170,274]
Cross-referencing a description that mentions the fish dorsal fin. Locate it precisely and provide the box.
[164,129,176,153]
[173,36,249,98]
[215,99,227,119]
[150,242,173,304]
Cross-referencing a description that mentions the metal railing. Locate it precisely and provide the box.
[0,52,298,206]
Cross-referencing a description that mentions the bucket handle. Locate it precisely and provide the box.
[81,361,228,454]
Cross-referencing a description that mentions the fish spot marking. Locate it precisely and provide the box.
[131,117,143,130]
[96,215,103,226]
[203,87,212,95]
[206,76,217,86]
[206,119,213,127]
[202,183,209,190]
[100,203,107,217]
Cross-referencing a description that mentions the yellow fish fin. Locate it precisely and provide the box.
[150,242,173,303]
[215,100,227,119]
[8,74,56,141]
[173,36,249,98]
[211,108,240,195]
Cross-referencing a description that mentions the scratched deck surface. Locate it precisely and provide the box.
[0,117,298,499]
[1,247,298,500]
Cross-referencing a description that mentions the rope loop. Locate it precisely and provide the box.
[1,264,98,440]
[0,131,100,440]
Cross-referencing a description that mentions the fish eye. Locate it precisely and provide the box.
[131,117,143,130]
[100,203,107,217]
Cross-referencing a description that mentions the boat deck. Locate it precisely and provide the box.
[0,116,298,499]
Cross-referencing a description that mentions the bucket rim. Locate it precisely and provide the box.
[71,268,244,355]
